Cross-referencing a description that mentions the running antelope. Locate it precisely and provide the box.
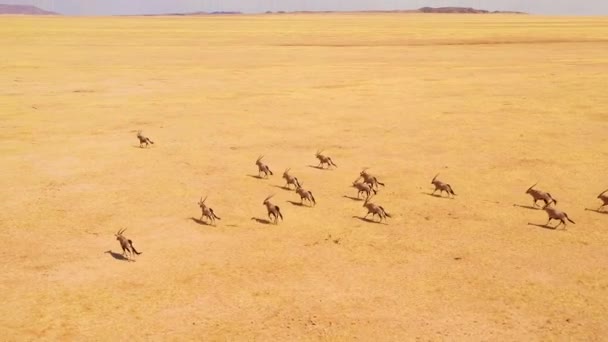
[295,183,316,206]
[357,168,385,190]
[198,195,221,225]
[263,194,283,224]
[255,155,273,178]
[542,203,575,229]
[137,130,154,148]
[597,189,608,211]
[525,183,557,207]
[282,169,301,189]
[315,150,337,169]
[352,181,376,200]
[114,228,142,260]
[362,198,391,222]
[431,174,456,198]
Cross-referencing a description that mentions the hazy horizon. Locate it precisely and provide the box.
[2,0,607,15]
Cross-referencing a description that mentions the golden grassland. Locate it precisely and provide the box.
[1,13,608,340]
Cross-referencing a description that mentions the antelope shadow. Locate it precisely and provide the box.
[190,217,211,226]
[307,165,332,171]
[104,250,130,261]
[421,192,453,199]
[271,184,295,191]
[513,204,540,210]
[352,215,388,225]
[250,217,272,225]
[287,200,310,207]
[246,174,264,179]
[585,208,608,215]
[527,222,562,230]
[343,195,364,201]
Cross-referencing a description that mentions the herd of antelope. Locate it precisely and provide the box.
[114,131,607,261]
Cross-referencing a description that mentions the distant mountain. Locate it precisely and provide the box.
[418,7,525,14]
[0,4,58,15]
[268,7,526,15]
[140,11,241,16]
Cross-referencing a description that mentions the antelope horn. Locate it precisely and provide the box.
[263,194,275,202]
[432,173,439,182]
[527,182,537,192]
[256,155,263,162]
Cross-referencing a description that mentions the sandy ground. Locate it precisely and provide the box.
[1,13,608,340]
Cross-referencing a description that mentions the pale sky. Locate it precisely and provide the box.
[5,0,608,15]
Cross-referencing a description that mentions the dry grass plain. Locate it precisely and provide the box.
[1,13,608,340]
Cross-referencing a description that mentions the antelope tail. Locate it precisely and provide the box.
[309,191,316,204]
[372,188,377,195]
[379,206,391,218]
[148,138,154,144]
[128,240,142,255]
[210,209,221,220]
[329,158,337,167]
[566,215,575,224]
[375,178,385,186]
[268,168,273,175]
[277,208,283,220]
[294,178,301,187]
[547,193,557,205]
[447,184,456,195]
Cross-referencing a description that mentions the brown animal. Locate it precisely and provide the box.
[198,196,221,225]
[295,183,316,206]
[352,181,376,200]
[114,228,142,260]
[357,168,385,190]
[525,183,557,207]
[542,203,575,229]
[136,130,154,148]
[597,189,608,211]
[362,198,391,222]
[282,168,301,189]
[315,150,337,169]
[263,194,283,224]
[431,174,456,198]
[255,155,273,178]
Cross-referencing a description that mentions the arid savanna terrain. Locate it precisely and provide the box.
[1,13,608,340]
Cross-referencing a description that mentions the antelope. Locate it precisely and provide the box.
[357,168,385,190]
[431,174,456,198]
[542,203,575,229]
[315,150,337,169]
[255,155,273,178]
[198,195,221,225]
[282,168,301,189]
[115,228,142,260]
[136,130,154,148]
[362,198,391,222]
[525,183,557,207]
[597,189,608,211]
[295,182,316,206]
[263,194,283,224]
[352,181,376,200]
